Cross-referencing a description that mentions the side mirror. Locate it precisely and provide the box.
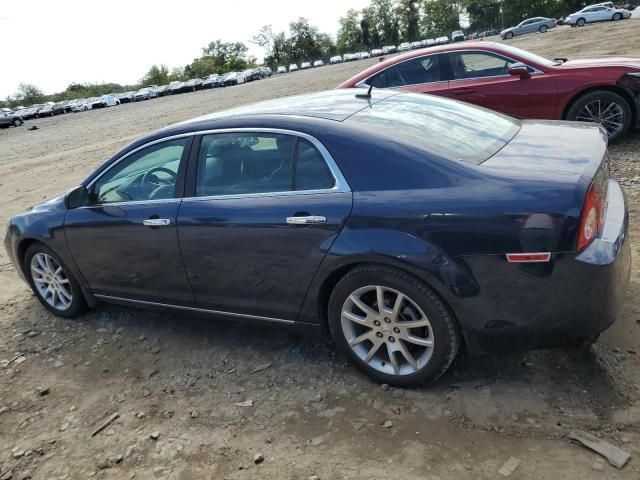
[508,62,531,79]
[65,185,90,209]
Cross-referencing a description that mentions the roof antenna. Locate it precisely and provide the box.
[355,83,373,99]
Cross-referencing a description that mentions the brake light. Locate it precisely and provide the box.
[577,181,605,251]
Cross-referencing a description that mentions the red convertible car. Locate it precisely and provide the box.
[337,42,640,140]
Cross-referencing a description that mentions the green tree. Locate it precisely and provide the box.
[421,0,461,37]
[140,64,170,85]
[289,17,323,61]
[337,9,362,53]
[398,0,420,41]
[371,0,399,46]
[13,83,46,106]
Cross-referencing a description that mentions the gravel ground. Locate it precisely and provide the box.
[1,19,639,480]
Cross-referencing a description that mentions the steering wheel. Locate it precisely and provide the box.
[141,167,177,199]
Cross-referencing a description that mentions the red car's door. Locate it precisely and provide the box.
[438,50,558,119]
[368,53,449,94]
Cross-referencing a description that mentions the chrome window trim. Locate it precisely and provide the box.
[93,294,295,325]
[357,49,543,88]
[85,128,350,208]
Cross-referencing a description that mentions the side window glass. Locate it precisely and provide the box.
[370,71,388,88]
[295,139,335,191]
[92,138,187,204]
[196,133,294,197]
[450,52,514,80]
[385,55,441,87]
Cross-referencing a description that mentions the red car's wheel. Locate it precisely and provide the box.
[566,90,631,141]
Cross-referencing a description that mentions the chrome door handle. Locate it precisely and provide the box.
[286,215,327,225]
[143,218,171,227]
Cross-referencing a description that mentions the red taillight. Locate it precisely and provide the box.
[577,181,605,251]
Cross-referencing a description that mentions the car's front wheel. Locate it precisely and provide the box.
[328,265,460,386]
[566,90,631,141]
[25,244,88,318]
[13,118,22,127]
[577,17,586,26]
[612,13,622,21]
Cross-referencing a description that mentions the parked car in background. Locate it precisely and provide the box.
[157,85,170,96]
[71,100,91,112]
[313,60,325,67]
[169,81,185,94]
[451,30,465,42]
[184,78,204,91]
[501,17,557,39]
[6,89,629,386]
[425,39,437,47]
[222,71,245,86]
[382,45,397,54]
[358,51,371,59]
[370,49,384,57]
[37,102,66,117]
[1,107,14,115]
[276,66,287,74]
[202,74,221,88]
[0,111,23,128]
[330,55,343,64]
[436,36,449,45]
[90,95,120,108]
[117,91,136,103]
[289,63,299,72]
[338,41,640,140]
[300,62,312,69]
[410,41,422,49]
[398,42,412,52]
[343,54,358,62]
[259,67,272,77]
[134,88,153,101]
[566,4,631,26]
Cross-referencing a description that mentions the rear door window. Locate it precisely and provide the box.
[370,55,442,88]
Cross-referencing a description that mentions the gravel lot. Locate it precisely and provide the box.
[1,19,639,480]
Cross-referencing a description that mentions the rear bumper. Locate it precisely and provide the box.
[458,178,630,353]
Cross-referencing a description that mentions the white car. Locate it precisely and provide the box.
[276,66,287,74]
[436,36,450,45]
[426,39,437,47]
[300,61,312,69]
[313,60,325,67]
[398,42,412,51]
[329,55,343,64]
[289,63,299,72]
[357,51,371,59]
[343,53,357,62]
[410,41,422,49]
[382,45,397,54]
[567,4,631,26]
[71,99,91,112]
[370,49,383,56]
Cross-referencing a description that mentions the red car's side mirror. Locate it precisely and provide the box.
[509,63,531,79]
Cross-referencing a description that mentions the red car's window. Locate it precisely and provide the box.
[369,55,442,88]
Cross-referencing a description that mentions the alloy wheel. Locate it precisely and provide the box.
[574,99,625,138]
[30,252,73,311]
[340,285,434,376]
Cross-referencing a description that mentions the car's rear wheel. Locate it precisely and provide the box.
[566,90,631,141]
[13,118,22,127]
[613,13,622,21]
[328,265,460,386]
[539,25,548,33]
[577,17,586,26]
[505,31,514,39]
[25,244,88,318]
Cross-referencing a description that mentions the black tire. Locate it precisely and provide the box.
[566,90,632,141]
[24,243,88,318]
[13,118,22,127]
[613,13,622,21]
[327,265,460,386]
[539,25,548,33]
[505,31,514,39]
[577,17,586,26]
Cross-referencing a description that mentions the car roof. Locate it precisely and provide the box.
[179,89,399,124]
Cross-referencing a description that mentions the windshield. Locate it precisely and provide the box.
[346,92,520,165]
[498,44,559,67]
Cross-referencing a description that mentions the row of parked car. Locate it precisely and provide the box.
[0,67,274,128]
[276,37,458,74]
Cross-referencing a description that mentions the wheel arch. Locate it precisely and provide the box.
[561,85,636,127]
[314,259,465,351]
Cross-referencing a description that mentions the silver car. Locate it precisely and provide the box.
[501,17,556,39]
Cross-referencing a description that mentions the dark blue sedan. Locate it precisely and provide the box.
[4,89,631,386]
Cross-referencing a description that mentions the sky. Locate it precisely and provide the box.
[0,0,372,98]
